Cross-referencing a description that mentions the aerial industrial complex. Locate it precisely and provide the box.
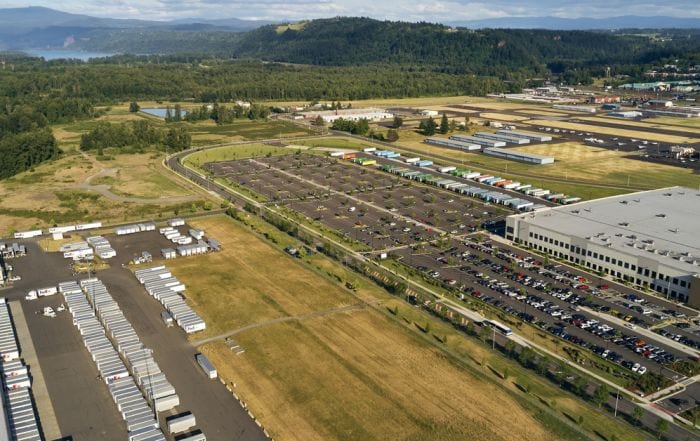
[506,188,700,305]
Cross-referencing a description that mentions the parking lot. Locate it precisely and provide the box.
[205,153,507,250]
[396,237,698,381]
[1,231,267,441]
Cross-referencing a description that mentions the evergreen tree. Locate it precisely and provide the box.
[386,129,399,142]
[392,115,403,128]
[128,101,140,113]
[439,113,449,134]
[422,117,437,136]
[165,106,173,122]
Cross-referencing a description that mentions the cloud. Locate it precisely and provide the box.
[3,0,700,21]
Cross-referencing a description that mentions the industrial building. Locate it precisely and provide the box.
[552,105,597,113]
[505,188,700,305]
[450,135,505,148]
[474,132,530,145]
[496,130,552,142]
[424,137,481,151]
[301,108,393,123]
[483,147,555,165]
[609,111,643,118]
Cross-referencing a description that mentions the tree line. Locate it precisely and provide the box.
[79,120,191,152]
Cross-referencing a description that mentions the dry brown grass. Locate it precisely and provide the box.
[578,116,700,135]
[167,216,356,338]
[479,112,529,122]
[167,215,565,441]
[525,119,699,144]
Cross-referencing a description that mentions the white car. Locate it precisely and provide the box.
[631,363,640,373]
[637,366,647,375]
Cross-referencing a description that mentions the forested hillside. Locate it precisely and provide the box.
[232,18,700,79]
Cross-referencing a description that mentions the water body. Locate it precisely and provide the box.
[24,50,116,61]
[140,108,188,119]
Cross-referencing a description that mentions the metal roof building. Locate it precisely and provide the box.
[506,187,700,305]
[483,147,554,165]
[450,135,505,148]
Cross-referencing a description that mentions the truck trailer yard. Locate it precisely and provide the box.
[0,227,267,441]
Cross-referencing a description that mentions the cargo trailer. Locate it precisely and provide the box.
[196,353,217,379]
[167,413,196,434]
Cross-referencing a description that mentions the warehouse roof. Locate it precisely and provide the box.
[513,187,700,271]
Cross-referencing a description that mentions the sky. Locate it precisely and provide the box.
[3,0,700,22]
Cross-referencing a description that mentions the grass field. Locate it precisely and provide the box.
[479,112,529,122]
[292,137,376,150]
[514,109,570,117]
[578,116,700,135]
[169,216,562,441]
[167,214,642,441]
[650,116,700,128]
[525,119,699,144]
[468,142,700,190]
[183,144,293,168]
[0,149,207,235]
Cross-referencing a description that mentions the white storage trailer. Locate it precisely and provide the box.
[167,413,196,434]
[196,353,217,379]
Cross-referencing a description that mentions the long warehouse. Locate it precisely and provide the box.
[424,137,481,151]
[497,130,552,142]
[483,147,554,164]
[474,132,530,145]
[449,135,505,148]
[505,187,700,306]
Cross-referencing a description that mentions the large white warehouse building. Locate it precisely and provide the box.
[505,187,700,306]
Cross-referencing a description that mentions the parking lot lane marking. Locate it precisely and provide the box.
[10,300,62,441]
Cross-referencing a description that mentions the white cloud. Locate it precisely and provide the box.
[3,0,700,21]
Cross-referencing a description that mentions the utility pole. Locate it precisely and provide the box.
[614,390,620,417]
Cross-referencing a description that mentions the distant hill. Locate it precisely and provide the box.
[0,6,266,50]
[450,15,700,30]
[230,17,698,75]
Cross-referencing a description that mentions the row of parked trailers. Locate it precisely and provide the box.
[116,222,156,236]
[0,301,42,441]
[159,226,194,246]
[87,236,116,259]
[13,222,103,239]
[60,279,177,441]
[379,164,540,211]
[133,267,206,334]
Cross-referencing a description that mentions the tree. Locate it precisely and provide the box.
[593,384,609,408]
[632,406,643,426]
[165,106,173,122]
[392,115,403,128]
[421,117,437,135]
[173,104,183,122]
[128,101,140,113]
[655,418,668,439]
[449,119,457,132]
[386,129,399,142]
[355,118,370,136]
[314,115,325,126]
[439,113,449,134]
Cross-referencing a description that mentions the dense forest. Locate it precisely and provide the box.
[0,58,507,102]
[70,18,700,82]
[79,121,191,152]
[0,94,93,178]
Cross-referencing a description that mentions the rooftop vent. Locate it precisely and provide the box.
[615,233,623,237]
[571,210,580,214]
[619,200,628,204]
[656,213,666,218]
[618,222,629,226]
[626,234,638,239]
[633,199,640,202]
[642,239,655,245]
[669,228,679,233]
[664,193,673,196]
